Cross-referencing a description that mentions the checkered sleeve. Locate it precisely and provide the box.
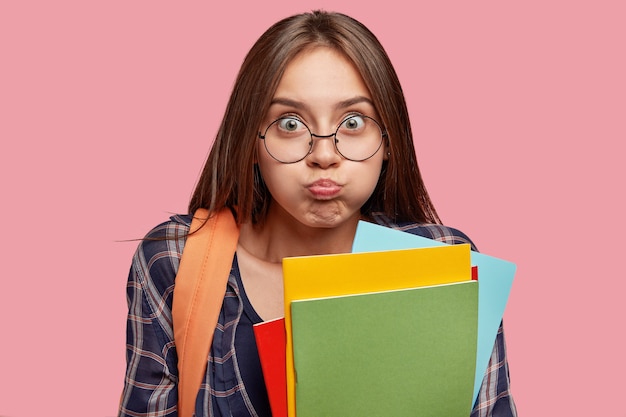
[470,324,517,417]
[118,218,190,417]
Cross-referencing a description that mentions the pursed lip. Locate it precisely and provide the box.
[306,179,342,199]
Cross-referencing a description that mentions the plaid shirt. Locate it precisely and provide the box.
[119,214,517,417]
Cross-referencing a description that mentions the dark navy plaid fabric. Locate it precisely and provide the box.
[119,214,517,417]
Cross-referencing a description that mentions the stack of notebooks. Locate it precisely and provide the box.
[253,221,516,417]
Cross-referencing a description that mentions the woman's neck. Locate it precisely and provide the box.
[238,215,359,264]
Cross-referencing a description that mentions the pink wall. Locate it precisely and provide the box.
[1,1,624,416]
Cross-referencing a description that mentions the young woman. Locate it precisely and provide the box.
[119,10,517,417]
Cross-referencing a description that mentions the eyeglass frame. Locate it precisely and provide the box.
[257,114,388,164]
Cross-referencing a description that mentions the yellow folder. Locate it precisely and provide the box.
[282,243,473,416]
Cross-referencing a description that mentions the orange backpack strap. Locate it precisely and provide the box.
[172,207,239,417]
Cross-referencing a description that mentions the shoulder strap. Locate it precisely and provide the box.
[172,207,239,417]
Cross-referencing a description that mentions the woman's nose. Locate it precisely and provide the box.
[306,133,342,167]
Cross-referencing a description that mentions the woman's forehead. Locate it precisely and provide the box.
[271,47,372,109]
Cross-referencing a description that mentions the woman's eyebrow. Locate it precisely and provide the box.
[269,96,374,110]
[335,96,374,109]
[269,97,307,109]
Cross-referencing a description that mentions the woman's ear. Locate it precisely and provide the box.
[383,139,390,161]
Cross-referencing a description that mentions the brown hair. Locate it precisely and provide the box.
[189,10,441,225]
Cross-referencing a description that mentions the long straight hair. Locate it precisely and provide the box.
[189,11,441,225]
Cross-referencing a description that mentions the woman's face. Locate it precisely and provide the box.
[256,46,386,230]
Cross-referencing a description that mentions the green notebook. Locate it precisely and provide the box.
[290,281,478,417]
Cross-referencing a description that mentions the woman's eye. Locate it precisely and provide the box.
[278,118,304,132]
[342,115,365,130]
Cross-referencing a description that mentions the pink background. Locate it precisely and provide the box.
[1,1,624,416]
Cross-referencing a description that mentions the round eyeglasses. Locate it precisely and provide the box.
[258,114,387,164]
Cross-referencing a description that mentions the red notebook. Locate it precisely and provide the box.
[253,317,287,417]
[472,265,478,280]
